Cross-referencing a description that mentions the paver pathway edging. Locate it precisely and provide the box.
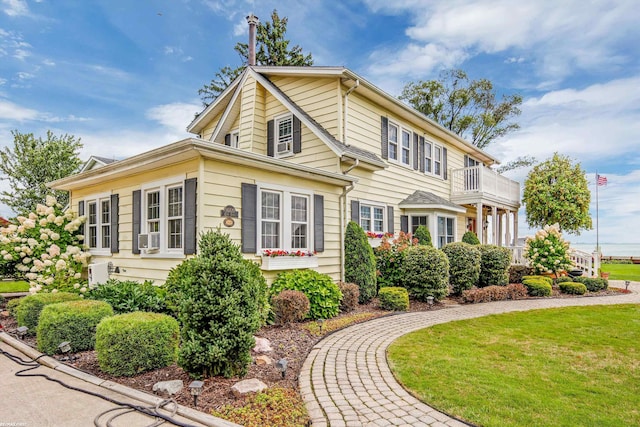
[299,281,640,427]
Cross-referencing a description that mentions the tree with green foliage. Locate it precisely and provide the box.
[0,130,82,214]
[344,221,377,303]
[414,225,433,246]
[400,69,523,149]
[199,10,313,104]
[523,153,592,235]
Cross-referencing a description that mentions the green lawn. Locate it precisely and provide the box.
[0,280,30,293]
[388,305,640,427]
[600,263,640,281]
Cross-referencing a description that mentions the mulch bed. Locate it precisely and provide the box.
[0,287,629,418]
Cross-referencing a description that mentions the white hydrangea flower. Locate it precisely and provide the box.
[51,288,58,293]
[46,195,57,207]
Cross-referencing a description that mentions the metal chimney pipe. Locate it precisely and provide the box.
[246,13,259,66]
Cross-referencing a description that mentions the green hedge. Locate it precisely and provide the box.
[555,277,574,284]
[86,279,168,314]
[522,279,552,297]
[271,270,342,320]
[573,277,608,292]
[378,287,409,311]
[399,246,449,301]
[522,275,554,287]
[16,292,82,335]
[559,281,587,295]
[37,300,113,355]
[95,312,179,376]
[442,242,481,295]
[478,245,511,287]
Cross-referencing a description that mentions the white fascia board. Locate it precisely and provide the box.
[209,72,248,142]
[399,203,467,213]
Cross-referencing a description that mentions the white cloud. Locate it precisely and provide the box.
[13,47,29,60]
[0,98,38,121]
[2,0,29,17]
[145,101,201,135]
[42,59,55,66]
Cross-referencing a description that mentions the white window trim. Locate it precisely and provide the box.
[357,200,387,234]
[274,113,294,159]
[409,214,429,235]
[387,122,415,169]
[400,128,412,167]
[83,192,112,256]
[432,143,444,178]
[256,182,314,254]
[437,215,456,248]
[424,140,433,174]
[387,121,399,163]
[140,175,186,259]
[230,129,240,148]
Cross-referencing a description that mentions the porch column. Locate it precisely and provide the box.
[514,211,519,244]
[498,213,504,246]
[476,202,483,244]
[492,205,498,245]
[505,209,512,246]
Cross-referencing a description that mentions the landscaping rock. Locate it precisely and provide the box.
[152,379,183,396]
[231,378,268,397]
[255,355,273,365]
[252,336,272,353]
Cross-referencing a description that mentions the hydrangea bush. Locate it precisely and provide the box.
[0,196,89,293]
[523,223,573,277]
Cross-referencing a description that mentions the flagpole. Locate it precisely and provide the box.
[596,171,599,255]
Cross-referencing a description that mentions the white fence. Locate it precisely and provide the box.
[508,246,600,278]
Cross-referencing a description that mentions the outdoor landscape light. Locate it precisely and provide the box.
[16,326,28,339]
[625,280,630,290]
[58,341,73,361]
[427,296,434,306]
[316,318,325,333]
[188,380,204,407]
[276,358,288,379]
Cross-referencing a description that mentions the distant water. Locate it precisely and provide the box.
[570,243,640,257]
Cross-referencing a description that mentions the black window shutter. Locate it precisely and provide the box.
[267,120,274,157]
[419,136,425,172]
[314,194,324,252]
[387,206,394,234]
[224,133,231,146]
[110,194,119,254]
[78,201,85,236]
[400,215,409,233]
[443,148,448,180]
[413,133,419,170]
[132,190,141,254]
[241,183,257,253]
[380,117,388,160]
[350,200,360,223]
[464,154,469,167]
[184,178,197,255]
[293,115,302,154]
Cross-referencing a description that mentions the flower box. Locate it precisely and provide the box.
[261,255,318,271]
[368,238,382,248]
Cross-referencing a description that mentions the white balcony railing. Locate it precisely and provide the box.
[451,166,520,205]
[508,246,600,278]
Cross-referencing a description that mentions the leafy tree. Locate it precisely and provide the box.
[0,130,82,214]
[199,10,313,104]
[399,69,523,149]
[522,153,592,235]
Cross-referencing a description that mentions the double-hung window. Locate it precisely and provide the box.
[360,204,385,233]
[411,216,428,234]
[388,122,398,161]
[141,178,184,254]
[434,145,443,177]
[437,216,455,248]
[259,185,312,252]
[85,195,111,254]
[275,114,293,157]
[424,141,433,173]
[401,129,411,166]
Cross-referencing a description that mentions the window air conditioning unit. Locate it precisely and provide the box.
[88,262,110,287]
[138,232,160,250]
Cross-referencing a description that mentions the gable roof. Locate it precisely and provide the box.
[80,155,118,173]
[399,190,466,213]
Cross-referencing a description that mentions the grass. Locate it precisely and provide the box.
[0,280,29,293]
[600,263,640,281]
[388,305,640,427]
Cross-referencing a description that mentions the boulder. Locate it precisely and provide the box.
[255,355,273,365]
[231,378,268,397]
[252,336,272,353]
[152,379,183,396]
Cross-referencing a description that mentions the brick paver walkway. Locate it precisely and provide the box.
[299,281,640,427]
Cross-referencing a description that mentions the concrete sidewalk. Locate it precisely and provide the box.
[300,280,640,427]
[0,334,238,427]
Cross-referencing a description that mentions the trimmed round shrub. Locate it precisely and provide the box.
[36,300,113,355]
[442,242,481,295]
[399,246,449,302]
[522,279,552,297]
[338,282,360,312]
[559,281,587,295]
[165,230,269,378]
[555,276,574,284]
[344,221,377,303]
[509,265,533,284]
[378,287,409,311]
[374,232,417,289]
[414,226,433,246]
[95,312,179,376]
[16,292,82,335]
[7,297,21,317]
[522,275,553,287]
[271,290,310,324]
[86,279,168,314]
[574,277,608,292]
[271,270,342,320]
[461,231,481,245]
[478,245,511,287]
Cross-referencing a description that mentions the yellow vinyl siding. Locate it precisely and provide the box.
[200,112,223,141]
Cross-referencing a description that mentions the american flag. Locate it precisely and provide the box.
[597,174,608,186]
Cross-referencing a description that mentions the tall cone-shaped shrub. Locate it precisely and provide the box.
[344,221,377,303]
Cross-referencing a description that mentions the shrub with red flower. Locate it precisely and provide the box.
[374,231,418,288]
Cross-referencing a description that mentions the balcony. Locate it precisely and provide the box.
[450,166,520,208]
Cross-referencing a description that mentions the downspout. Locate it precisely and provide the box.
[343,79,360,145]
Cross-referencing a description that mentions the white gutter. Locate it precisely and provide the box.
[343,79,359,145]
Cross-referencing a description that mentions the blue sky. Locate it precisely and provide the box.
[1,0,639,246]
